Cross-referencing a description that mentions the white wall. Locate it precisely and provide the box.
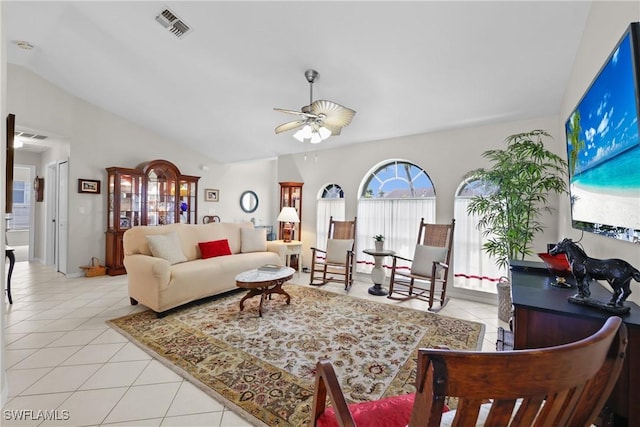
[7,65,277,274]
[558,1,640,303]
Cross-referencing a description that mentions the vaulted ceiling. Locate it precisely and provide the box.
[5,1,592,163]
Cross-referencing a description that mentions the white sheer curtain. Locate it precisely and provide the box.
[356,198,436,273]
[316,198,345,251]
[453,197,507,293]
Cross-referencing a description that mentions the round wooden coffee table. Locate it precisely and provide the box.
[235,267,295,317]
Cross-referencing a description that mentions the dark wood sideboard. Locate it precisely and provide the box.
[511,261,640,427]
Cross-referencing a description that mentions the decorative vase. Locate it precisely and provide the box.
[375,241,384,252]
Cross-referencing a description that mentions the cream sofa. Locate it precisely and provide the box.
[123,222,283,315]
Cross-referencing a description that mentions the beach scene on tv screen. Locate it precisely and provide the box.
[566,29,640,236]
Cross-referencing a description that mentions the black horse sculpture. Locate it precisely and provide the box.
[550,238,640,307]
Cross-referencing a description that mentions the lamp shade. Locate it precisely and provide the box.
[277,207,300,223]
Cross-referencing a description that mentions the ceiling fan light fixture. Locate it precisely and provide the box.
[310,132,323,144]
[318,126,331,140]
[274,69,355,144]
[293,127,306,142]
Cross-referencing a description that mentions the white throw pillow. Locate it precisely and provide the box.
[410,244,447,277]
[146,232,187,265]
[326,239,354,264]
[240,227,267,253]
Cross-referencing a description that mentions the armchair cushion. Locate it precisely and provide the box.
[410,244,447,277]
[146,232,187,265]
[325,239,354,264]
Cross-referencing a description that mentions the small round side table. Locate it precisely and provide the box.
[362,248,396,296]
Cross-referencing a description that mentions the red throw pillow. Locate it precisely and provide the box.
[199,239,232,259]
[316,393,449,427]
[317,393,413,427]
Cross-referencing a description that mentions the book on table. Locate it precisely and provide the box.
[258,264,285,272]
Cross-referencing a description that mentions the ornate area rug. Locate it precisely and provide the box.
[108,284,485,426]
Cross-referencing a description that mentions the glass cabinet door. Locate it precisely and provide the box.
[179,178,198,224]
[108,173,115,230]
[119,173,143,229]
[279,182,303,241]
[106,167,143,231]
[146,168,178,226]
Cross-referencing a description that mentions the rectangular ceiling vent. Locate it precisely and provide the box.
[155,8,192,38]
[15,131,48,140]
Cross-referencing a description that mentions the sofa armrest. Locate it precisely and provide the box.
[266,241,287,263]
[124,254,171,291]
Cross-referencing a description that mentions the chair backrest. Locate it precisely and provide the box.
[410,316,627,427]
[414,218,455,268]
[417,218,454,248]
[329,216,357,240]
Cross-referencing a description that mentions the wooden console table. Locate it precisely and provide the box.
[511,261,640,426]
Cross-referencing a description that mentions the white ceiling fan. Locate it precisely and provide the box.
[274,69,356,144]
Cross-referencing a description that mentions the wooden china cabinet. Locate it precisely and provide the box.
[279,182,303,242]
[105,160,199,275]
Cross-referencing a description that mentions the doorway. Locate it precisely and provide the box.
[6,164,36,262]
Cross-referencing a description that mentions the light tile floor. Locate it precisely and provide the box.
[2,261,505,426]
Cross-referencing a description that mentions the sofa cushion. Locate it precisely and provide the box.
[241,227,267,253]
[199,239,232,259]
[146,232,187,265]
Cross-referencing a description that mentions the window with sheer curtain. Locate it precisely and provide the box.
[316,184,346,251]
[453,178,507,294]
[356,161,436,273]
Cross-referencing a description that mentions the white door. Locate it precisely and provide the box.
[45,163,57,265]
[57,160,68,274]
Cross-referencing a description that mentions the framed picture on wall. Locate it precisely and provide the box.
[205,189,219,202]
[78,179,101,194]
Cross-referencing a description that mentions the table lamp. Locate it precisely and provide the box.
[277,207,299,242]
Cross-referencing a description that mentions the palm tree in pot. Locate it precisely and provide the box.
[465,130,568,270]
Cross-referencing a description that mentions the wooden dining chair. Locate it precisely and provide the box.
[309,217,357,290]
[312,316,627,427]
[388,218,455,311]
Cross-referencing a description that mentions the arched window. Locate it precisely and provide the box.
[453,178,507,293]
[316,184,346,250]
[356,160,436,273]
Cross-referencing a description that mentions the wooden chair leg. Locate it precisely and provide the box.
[428,280,435,310]
[309,250,317,285]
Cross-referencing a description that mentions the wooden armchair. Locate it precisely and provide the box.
[310,217,357,290]
[388,218,455,311]
[312,316,627,427]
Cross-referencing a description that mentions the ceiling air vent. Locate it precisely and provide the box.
[15,131,48,140]
[155,8,192,38]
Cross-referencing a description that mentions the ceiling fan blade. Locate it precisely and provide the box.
[274,107,317,119]
[275,120,306,134]
[310,100,356,130]
[322,123,343,136]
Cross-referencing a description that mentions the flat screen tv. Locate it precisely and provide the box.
[565,22,640,244]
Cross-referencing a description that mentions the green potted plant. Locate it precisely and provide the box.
[465,130,568,270]
[373,234,385,251]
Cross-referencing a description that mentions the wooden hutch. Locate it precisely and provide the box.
[105,159,199,275]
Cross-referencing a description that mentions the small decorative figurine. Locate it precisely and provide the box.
[549,238,640,314]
